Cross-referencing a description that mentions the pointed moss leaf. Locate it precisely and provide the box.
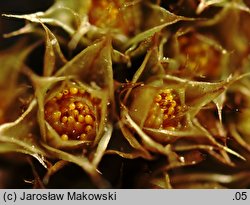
[197,0,228,14]
[0,142,47,169]
[143,128,177,144]
[173,143,234,166]
[94,90,109,146]
[41,0,91,35]
[124,24,172,50]
[124,3,194,49]
[3,24,36,38]
[105,149,152,159]
[56,38,114,99]
[128,86,156,128]
[143,3,194,29]
[112,49,130,64]
[41,142,110,188]
[0,41,40,123]
[35,76,64,142]
[41,23,67,76]
[143,124,205,144]
[91,123,113,167]
[125,37,152,57]
[3,0,89,35]
[229,123,250,152]
[23,67,68,141]
[43,160,69,185]
[213,91,226,123]
[197,0,250,14]
[3,18,68,77]
[0,142,25,153]
[0,100,48,164]
[52,0,91,17]
[0,142,46,168]
[193,118,246,161]
[122,108,173,156]
[68,15,91,51]
[118,122,152,159]
[162,75,235,117]
[131,42,165,83]
[3,9,75,36]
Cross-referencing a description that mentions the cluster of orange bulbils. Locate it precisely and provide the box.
[178,34,221,78]
[145,89,182,130]
[44,85,100,141]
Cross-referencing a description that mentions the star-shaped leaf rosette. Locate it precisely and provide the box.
[165,29,229,80]
[113,42,250,173]
[0,14,114,187]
